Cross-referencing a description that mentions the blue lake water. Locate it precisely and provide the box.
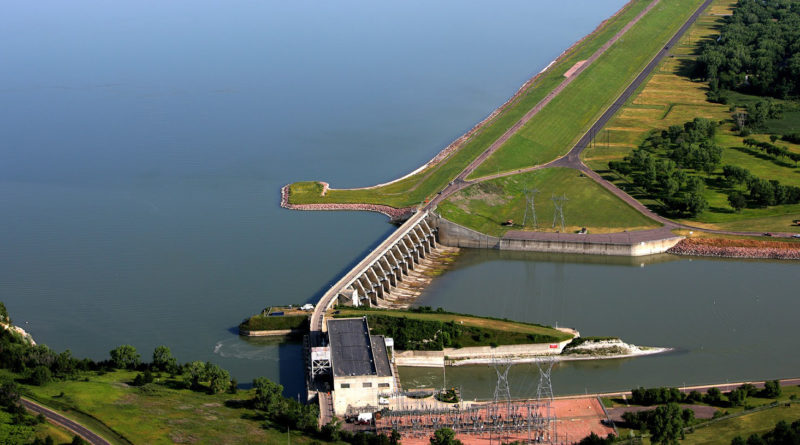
[1,0,631,395]
[14,0,793,402]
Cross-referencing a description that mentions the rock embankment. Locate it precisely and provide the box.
[280,184,414,220]
[668,238,800,260]
[560,338,668,360]
[1,322,36,346]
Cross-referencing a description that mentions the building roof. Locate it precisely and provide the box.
[327,317,392,378]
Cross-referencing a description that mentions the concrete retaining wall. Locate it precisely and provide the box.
[239,328,302,337]
[434,217,500,249]
[434,216,682,257]
[394,338,573,368]
[499,236,683,257]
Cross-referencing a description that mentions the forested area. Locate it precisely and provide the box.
[609,118,721,216]
[695,0,800,100]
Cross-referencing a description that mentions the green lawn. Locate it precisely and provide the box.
[469,0,704,179]
[13,370,322,445]
[580,0,800,233]
[286,0,663,209]
[438,168,660,237]
[334,307,573,347]
[239,314,309,332]
[686,403,800,444]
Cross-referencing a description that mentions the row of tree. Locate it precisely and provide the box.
[630,381,782,409]
[722,165,800,209]
[609,119,721,216]
[742,138,800,165]
[694,0,800,99]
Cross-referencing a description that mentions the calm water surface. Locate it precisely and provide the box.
[404,250,800,398]
[1,0,629,395]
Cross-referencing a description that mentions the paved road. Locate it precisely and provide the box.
[428,0,798,240]
[423,0,661,211]
[22,397,112,445]
[309,211,428,336]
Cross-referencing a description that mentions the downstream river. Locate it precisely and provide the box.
[2,0,795,399]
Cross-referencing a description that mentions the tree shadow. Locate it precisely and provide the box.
[729,146,795,169]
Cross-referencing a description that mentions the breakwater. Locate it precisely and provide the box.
[668,238,800,260]
[280,184,414,220]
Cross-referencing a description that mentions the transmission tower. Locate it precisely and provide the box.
[551,194,568,231]
[492,357,512,406]
[522,187,539,228]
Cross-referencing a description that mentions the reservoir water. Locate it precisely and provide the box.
[2,0,796,399]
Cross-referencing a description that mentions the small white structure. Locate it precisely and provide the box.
[300,303,314,311]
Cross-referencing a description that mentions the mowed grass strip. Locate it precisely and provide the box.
[335,308,573,345]
[469,0,705,179]
[438,168,660,237]
[286,0,658,209]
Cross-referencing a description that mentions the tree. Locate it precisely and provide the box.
[430,428,462,445]
[109,345,140,370]
[704,387,724,406]
[253,377,284,412]
[685,192,709,217]
[204,362,230,394]
[152,345,178,373]
[390,429,402,445]
[647,403,684,445]
[728,192,747,212]
[186,361,206,388]
[762,380,781,398]
[578,432,616,445]
[30,365,52,386]
[728,388,747,407]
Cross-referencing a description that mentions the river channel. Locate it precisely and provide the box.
[2,0,795,400]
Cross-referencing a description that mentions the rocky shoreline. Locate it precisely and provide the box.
[668,238,800,260]
[280,184,415,220]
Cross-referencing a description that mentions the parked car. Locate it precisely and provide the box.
[792,234,800,239]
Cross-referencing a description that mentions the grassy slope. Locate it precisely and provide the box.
[469,0,704,179]
[438,168,660,237]
[286,0,656,209]
[12,370,321,445]
[583,0,800,233]
[335,308,572,345]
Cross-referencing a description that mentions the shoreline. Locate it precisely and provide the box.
[287,0,641,196]
[449,347,671,367]
[280,184,415,220]
[668,238,800,260]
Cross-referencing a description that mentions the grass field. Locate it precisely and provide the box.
[468,0,705,179]
[437,168,660,237]
[685,403,800,444]
[286,0,675,209]
[608,385,800,444]
[582,0,800,233]
[8,370,322,445]
[334,307,573,347]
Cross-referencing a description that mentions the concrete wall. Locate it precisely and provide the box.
[332,374,394,415]
[434,216,500,249]
[393,338,573,368]
[434,215,682,257]
[498,236,683,257]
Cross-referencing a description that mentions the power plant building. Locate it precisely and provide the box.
[327,317,394,416]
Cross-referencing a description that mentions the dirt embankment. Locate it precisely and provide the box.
[280,184,415,220]
[668,237,800,260]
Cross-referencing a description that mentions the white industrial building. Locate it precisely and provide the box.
[326,317,394,416]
